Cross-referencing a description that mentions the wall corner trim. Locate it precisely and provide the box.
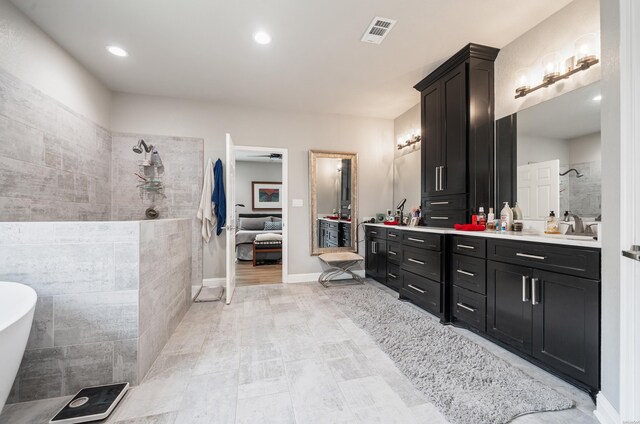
[594,393,621,424]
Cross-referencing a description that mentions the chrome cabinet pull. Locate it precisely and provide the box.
[457,269,475,277]
[407,284,425,294]
[622,245,640,261]
[522,276,530,302]
[407,258,425,265]
[431,217,449,220]
[389,233,397,238]
[430,201,449,205]
[456,302,476,312]
[457,244,475,250]
[388,273,398,279]
[435,167,439,191]
[516,253,546,261]
[369,231,377,235]
[371,241,377,254]
[407,237,424,243]
[388,251,397,256]
[532,278,540,305]
[440,166,445,191]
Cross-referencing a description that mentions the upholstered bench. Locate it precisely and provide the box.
[318,252,364,287]
[253,239,282,266]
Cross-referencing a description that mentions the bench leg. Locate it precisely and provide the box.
[318,260,364,287]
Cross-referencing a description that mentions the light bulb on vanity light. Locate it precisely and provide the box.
[575,33,598,66]
[515,68,530,96]
[541,52,561,83]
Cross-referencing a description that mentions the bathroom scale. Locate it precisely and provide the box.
[49,382,129,423]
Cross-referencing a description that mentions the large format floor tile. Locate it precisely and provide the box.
[0,280,598,424]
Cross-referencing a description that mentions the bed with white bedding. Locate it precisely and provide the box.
[235,214,282,261]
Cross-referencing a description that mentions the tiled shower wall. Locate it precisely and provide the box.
[111,133,204,289]
[0,69,112,221]
[559,160,602,217]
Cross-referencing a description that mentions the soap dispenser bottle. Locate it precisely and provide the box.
[512,202,523,220]
[500,202,513,231]
[545,211,560,234]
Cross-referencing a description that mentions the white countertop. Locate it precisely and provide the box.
[364,223,601,248]
[318,217,352,224]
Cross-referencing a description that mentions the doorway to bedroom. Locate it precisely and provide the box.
[233,146,287,286]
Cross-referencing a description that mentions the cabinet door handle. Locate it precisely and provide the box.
[516,253,546,261]
[440,166,446,191]
[532,278,540,305]
[457,269,475,277]
[371,241,377,254]
[389,233,397,238]
[388,273,398,279]
[407,237,424,243]
[407,258,425,265]
[435,167,439,191]
[369,231,377,235]
[430,201,449,205]
[388,251,397,256]
[456,302,477,312]
[522,276,530,302]
[407,284,425,294]
[431,217,449,220]
[457,244,475,250]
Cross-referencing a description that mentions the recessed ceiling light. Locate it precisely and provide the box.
[253,31,271,45]
[592,94,602,101]
[106,45,128,57]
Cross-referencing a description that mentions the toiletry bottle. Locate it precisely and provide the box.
[477,207,487,228]
[500,202,513,231]
[512,202,523,220]
[545,211,560,234]
[487,207,495,222]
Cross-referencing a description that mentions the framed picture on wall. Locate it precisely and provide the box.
[252,181,282,210]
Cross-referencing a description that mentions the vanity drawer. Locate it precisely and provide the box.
[423,210,468,228]
[401,231,441,250]
[386,263,401,291]
[451,236,486,258]
[387,228,402,241]
[451,254,487,295]
[487,239,600,279]
[422,194,467,211]
[401,270,441,316]
[452,285,486,332]
[387,242,402,264]
[400,245,441,281]
[365,226,386,239]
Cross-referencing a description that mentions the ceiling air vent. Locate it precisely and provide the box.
[361,16,397,44]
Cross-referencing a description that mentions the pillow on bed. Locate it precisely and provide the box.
[264,221,282,231]
[238,217,271,230]
[256,233,282,241]
[271,216,282,222]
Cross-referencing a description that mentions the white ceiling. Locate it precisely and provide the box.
[11,0,572,119]
[518,81,601,140]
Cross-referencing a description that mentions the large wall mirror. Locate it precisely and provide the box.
[309,150,358,255]
[498,82,601,225]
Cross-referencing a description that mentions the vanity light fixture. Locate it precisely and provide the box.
[106,45,128,57]
[515,33,599,99]
[397,129,421,150]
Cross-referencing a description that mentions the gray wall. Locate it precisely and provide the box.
[235,161,282,212]
[393,103,421,212]
[111,133,204,290]
[110,93,395,279]
[0,69,112,221]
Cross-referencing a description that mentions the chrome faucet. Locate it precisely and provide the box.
[562,211,584,233]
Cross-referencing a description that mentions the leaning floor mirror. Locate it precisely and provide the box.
[309,150,358,255]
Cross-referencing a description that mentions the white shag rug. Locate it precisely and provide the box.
[324,283,574,424]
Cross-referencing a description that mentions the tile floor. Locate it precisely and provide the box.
[0,280,598,424]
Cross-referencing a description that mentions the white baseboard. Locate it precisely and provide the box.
[287,270,365,284]
[202,277,225,287]
[594,393,620,424]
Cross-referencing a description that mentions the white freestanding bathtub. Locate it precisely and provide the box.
[0,282,37,413]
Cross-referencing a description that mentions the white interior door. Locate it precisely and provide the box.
[225,133,236,304]
[517,159,559,219]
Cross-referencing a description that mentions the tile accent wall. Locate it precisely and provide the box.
[0,69,112,221]
[559,160,602,217]
[111,133,204,290]
[0,222,139,403]
[138,219,193,379]
[0,219,192,403]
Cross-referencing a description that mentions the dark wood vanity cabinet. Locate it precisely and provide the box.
[450,236,487,332]
[486,240,601,390]
[415,44,499,226]
[365,227,387,283]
